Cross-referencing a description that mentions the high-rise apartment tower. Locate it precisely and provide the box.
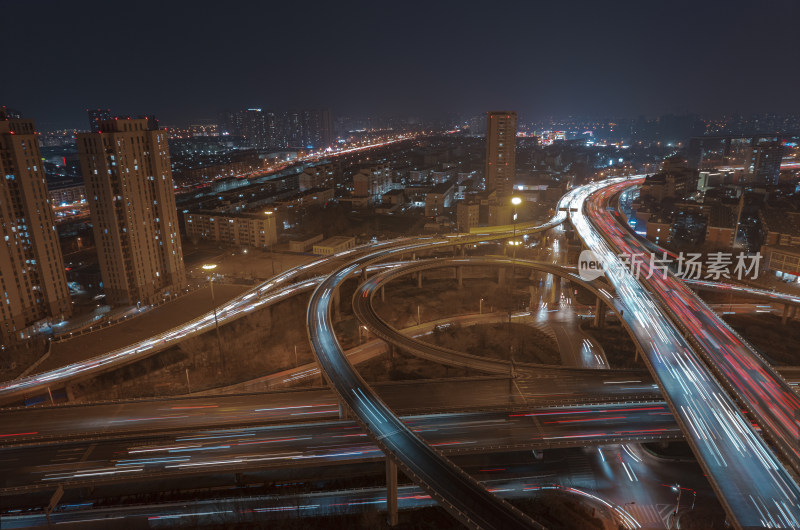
[485,111,517,198]
[0,112,72,341]
[77,118,185,305]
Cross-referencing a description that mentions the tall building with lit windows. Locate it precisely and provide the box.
[485,111,517,198]
[748,140,784,186]
[87,108,112,133]
[77,117,185,306]
[0,112,72,342]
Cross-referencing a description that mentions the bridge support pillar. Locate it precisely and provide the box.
[549,276,558,304]
[498,267,507,286]
[594,298,605,328]
[44,485,64,525]
[782,304,797,325]
[338,399,349,420]
[388,343,396,360]
[417,270,423,288]
[381,285,385,302]
[456,266,463,289]
[65,384,76,403]
[386,458,398,526]
[361,266,367,282]
[635,347,642,363]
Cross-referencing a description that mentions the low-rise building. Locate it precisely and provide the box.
[49,183,86,205]
[299,163,336,191]
[456,201,480,232]
[760,209,800,247]
[289,233,324,252]
[705,205,736,247]
[646,216,672,245]
[408,168,432,183]
[425,180,455,217]
[763,245,800,282]
[275,187,335,208]
[488,203,512,226]
[353,163,392,204]
[185,211,278,248]
[382,188,406,206]
[313,236,355,255]
[640,156,696,202]
[431,169,455,184]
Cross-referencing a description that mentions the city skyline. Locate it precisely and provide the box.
[4,2,800,528]
[4,0,800,130]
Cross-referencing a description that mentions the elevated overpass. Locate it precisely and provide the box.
[0,401,679,496]
[352,256,631,375]
[304,190,587,529]
[573,177,800,529]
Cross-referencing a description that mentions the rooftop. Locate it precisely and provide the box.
[761,209,800,236]
[428,180,455,194]
[316,235,355,247]
[707,205,735,229]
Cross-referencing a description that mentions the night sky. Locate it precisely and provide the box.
[4,0,799,130]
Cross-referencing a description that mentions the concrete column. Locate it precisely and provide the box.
[456,266,463,289]
[498,268,507,286]
[388,343,395,360]
[381,285,385,302]
[459,244,466,257]
[417,270,423,288]
[361,266,367,281]
[338,399,349,420]
[594,298,606,328]
[386,458,399,526]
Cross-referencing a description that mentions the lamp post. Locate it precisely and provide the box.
[509,197,523,382]
[202,264,224,371]
[264,211,276,275]
[670,483,683,528]
[510,196,522,286]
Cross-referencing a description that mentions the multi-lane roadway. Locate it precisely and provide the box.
[1,403,679,494]
[573,177,800,528]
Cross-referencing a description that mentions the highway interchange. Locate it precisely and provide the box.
[4,178,800,527]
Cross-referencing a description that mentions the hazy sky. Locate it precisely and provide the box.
[4,0,799,130]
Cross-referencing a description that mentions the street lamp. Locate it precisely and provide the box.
[670,483,685,528]
[510,196,522,274]
[508,197,523,382]
[509,196,523,300]
[202,264,225,371]
[264,211,276,273]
